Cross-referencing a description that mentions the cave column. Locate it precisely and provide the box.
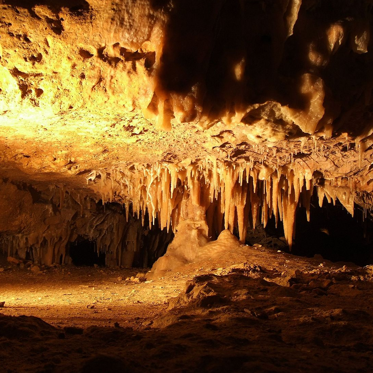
[150,193,209,274]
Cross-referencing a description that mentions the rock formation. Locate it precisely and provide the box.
[0,0,373,267]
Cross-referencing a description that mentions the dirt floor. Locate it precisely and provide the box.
[1,244,373,373]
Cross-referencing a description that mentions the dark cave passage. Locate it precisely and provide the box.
[262,195,373,266]
[133,224,174,268]
[68,238,105,267]
[66,210,175,269]
[292,199,373,266]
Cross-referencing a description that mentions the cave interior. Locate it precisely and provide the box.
[2,0,373,372]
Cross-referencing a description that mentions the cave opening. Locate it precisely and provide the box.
[292,198,373,266]
[68,238,105,267]
[261,195,373,267]
[64,209,175,269]
[133,222,174,269]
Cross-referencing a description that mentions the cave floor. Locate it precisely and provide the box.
[1,245,373,372]
[0,264,173,329]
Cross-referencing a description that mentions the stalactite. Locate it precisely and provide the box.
[1,155,362,267]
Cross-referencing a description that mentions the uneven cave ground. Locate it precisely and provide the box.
[2,200,373,372]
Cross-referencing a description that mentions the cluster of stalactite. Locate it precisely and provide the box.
[0,159,357,267]
[87,160,355,248]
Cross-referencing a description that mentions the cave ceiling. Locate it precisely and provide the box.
[1,0,373,265]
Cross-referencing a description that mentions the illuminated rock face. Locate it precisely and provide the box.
[1,0,372,134]
[0,0,373,267]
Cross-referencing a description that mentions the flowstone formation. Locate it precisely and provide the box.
[1,0,373,267]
